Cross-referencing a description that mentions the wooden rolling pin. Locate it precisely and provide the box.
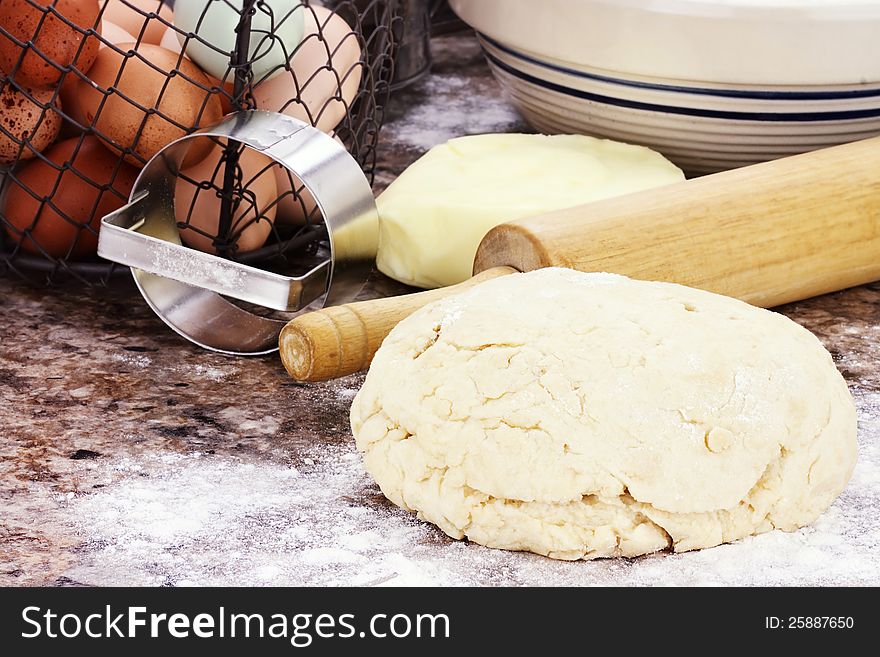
[280,136,880,382]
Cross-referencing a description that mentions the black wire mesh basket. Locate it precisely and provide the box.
[0,0,400,285]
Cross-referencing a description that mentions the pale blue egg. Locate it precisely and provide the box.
[174,0,305,82]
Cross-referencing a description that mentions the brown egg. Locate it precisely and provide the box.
[207,77,240,116]
[59,19,137,131]
[59,76,90,133]
[77,43,223,165]
[0,84,62,163]
[2,135,139,258]
[102,0,172,46]
[0,0,101,88]
[272,163,318,226]
[158,26,237,114]
[59,19,135,131]
[272,135,343,225]
[176,140,277,254]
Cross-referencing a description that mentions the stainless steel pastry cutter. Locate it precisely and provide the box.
[97,110,378,355]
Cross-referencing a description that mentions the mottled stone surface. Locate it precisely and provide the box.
[1,36,878,587]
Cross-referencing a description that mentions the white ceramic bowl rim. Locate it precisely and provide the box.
[481,36,880,123]
[480,35,880,101]
[450,0,880,85]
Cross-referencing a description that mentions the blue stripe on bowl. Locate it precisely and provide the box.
[480,34,880,102]
[482,47,880,122]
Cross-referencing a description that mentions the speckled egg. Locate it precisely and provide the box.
[0,84,62,163]
[0,0,101,88]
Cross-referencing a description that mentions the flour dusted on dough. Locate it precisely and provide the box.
[375,134,684,289]
[350,269,857,560]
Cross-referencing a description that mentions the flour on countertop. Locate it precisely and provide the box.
[383,74,526,152]
[217,407,280,435]
[111,352,153,369]
[190,364,230,382]
[60,396,879,586]
[63,446,456,586]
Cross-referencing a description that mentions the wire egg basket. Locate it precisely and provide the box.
[0,0,400,285]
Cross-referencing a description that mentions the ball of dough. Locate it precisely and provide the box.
[375,134,684,289]
[351,269,857,560]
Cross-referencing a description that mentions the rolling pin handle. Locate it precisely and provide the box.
[279,267,517,381]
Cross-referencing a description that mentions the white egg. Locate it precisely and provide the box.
[99,20,135,49]
[174,0,305,82]
[159,25,183,55]
[251,7,362,133]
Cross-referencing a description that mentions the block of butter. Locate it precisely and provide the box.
[376,133,685,289]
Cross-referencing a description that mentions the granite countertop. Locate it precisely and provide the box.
[1,35,878,587]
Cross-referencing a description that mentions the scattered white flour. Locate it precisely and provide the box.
[383,74,525,152]
[111,352,153,369]
[217,407,280,435]
[61,405,879,586]
[150,241,247,293]
[63,446,451,586]
[334,386,359,400]
[190,364,230,382]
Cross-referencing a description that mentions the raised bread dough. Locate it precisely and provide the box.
[351,269,857,560]
[376,134,684,289]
